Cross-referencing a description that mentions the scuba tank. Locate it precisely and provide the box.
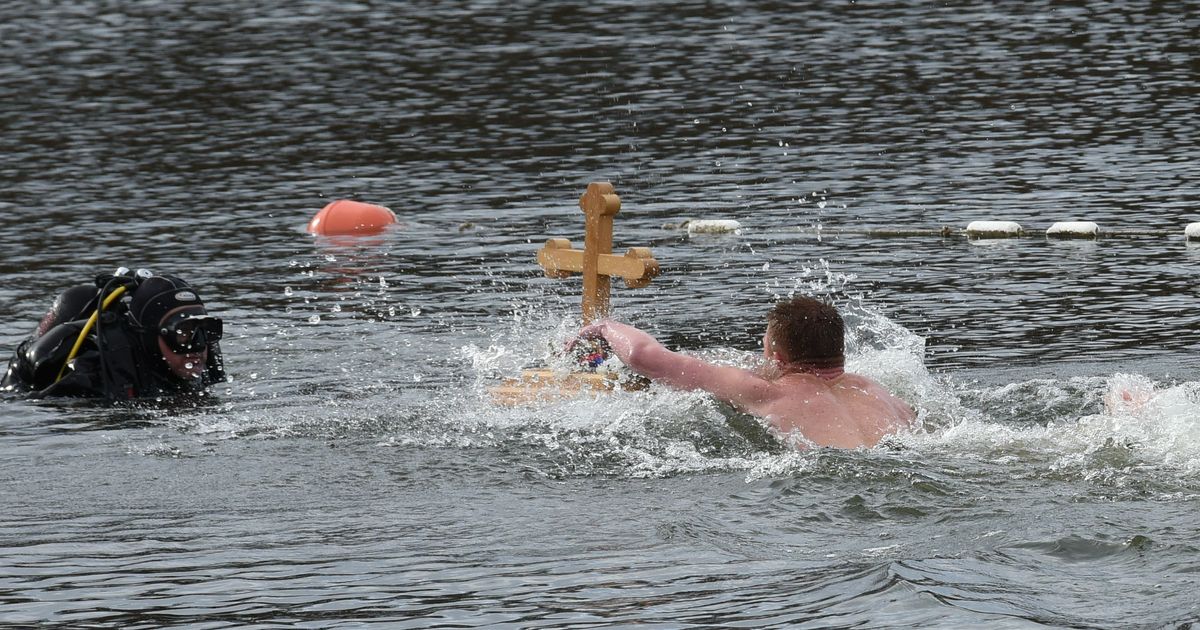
[4,269,148,397]
[15,322,90,388]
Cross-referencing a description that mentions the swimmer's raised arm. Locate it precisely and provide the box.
[578,319,773,408]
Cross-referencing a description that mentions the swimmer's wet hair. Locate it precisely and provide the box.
[767,296,844,368]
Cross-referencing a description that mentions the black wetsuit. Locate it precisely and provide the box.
[1,284,225,400]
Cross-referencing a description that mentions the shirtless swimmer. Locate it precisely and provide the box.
[577,296,915,449]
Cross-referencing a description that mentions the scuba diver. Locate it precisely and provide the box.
[1,269,226,400]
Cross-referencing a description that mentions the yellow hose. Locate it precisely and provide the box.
[55,285,127,382]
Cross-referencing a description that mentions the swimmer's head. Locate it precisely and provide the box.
[765,296,844,369]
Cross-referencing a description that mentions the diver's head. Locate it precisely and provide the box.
[155,306,221,380]
[129,276,224,381]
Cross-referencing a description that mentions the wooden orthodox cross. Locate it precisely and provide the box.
[490,182,659,405]
[537,182,659,323]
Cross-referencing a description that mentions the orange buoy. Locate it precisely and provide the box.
[306,199,397,236]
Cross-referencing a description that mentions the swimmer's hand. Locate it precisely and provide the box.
[580,320,608,337]
[566,320,609,351]
[566,321,614,371]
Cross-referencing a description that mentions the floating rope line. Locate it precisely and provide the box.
[671,220,1200,241]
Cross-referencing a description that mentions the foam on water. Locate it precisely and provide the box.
[894,373,1200,484]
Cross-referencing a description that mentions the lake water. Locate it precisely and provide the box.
[2,1,1199,627]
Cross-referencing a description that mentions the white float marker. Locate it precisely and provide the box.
[1046,221,1099,239]
[1185,223,1200,241]
[965,220,1023,238]
[686,219,742,234]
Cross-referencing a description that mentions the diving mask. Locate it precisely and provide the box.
[159,313,223,354]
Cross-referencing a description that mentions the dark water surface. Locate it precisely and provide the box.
[2,1,1199,628]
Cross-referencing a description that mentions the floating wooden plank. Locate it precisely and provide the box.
[490,369,649,407]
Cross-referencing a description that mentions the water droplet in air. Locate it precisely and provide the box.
[818,201,827,209]
[284,287,294,296]
[308,314,321,324]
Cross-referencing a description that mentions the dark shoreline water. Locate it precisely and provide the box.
[3,1,1199,627]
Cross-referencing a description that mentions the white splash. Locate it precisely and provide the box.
[893,372,1200,478]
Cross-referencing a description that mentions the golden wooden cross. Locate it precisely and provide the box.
[536,182,659,323]
[489,182,659,406]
